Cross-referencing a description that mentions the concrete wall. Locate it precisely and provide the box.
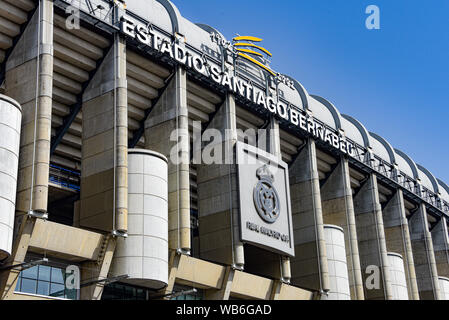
[145,66,190,252]
[4,0,53,214]
[80,35,128,232]
[409,203,441,299]
[431,218,449,280]
[289,138,329,294]
[353,174,393,299]
[320,157,364,299]
[196,93,243,267]
[382,189,419,299]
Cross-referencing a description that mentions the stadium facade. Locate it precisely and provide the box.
[0,0,448,300]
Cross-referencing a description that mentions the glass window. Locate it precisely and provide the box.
[102,283,150,300]
[51,267,65,284]
[21,278,37,294]
[38,265,51,282]
[37,281,50,296]
[22,265,38,279]
[15,260,78,300]
[50,283,65,298]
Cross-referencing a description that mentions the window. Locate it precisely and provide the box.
[102,283,148,300]
[15,263,78,300]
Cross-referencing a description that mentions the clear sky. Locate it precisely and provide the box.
[172,0,449,184]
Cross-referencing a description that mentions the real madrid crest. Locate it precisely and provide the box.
[253,165,281,224]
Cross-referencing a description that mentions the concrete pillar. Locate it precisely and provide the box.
[383,189,419,300]
[409,203,441,299]
[162,251,181,299]
[196,93,243,268]
[145,66,190,253]
[204,267,234,300]
[0,0,53,299]
[353,174,393,300]
[4,0,53,214]
[289,138,329,294]
[320,157,364,300]
[80,34,128,233]
[268,118,291,282]
[80,236,117,300]
[431,218,449,279]
[0,216,35,299]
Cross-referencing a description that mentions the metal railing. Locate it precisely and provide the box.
[49,164,80,192]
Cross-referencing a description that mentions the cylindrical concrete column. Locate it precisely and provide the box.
[0,95,21,260]
[111,149,168,289]
[322,225,351,300]
[438,277,449,300]
[388,252,409,300]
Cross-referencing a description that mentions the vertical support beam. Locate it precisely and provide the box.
[79,33,128,233]
[0,0,53,298]
[268,118,291,283]
[204,267,235,300]
[320,157,364,300]
[145,66,190,253]
[353,174,393,300]
[0,216,35,299]
[197,93,244,268]
[383,189,419,299]
[409,203,441,299]
[80,236,117,300]
[162,250,181,299]
[289,138,329,294]
[5,0,53,213]
[431,218,449,279]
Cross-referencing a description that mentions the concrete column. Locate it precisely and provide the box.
[5,0,53,213]
[204,267,234,300]
[196,93,243,268]
[431,218,449,279]
[80,236,117,300]
[353,174,393,300]
[268,118,291,282]
[320,157,364,300]
[383,189,419,299]
[145,66,190,253]
[0,216,35,299]
[289,138,329,294]
[409,203,441,299]
[162,251,181,299]
[0,0,53,299]
[80,34,128,233]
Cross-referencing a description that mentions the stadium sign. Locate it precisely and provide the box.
[121,16,355,157]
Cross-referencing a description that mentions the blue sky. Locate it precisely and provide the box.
[173,0,449,183]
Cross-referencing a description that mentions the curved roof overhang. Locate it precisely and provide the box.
[417,164,440,194]
[341,114,371,148]
[437,179,449,196]
[369,132,397,165]
[196,23,226,41]
[285,76,310,111]
[310,95,342,130]
[394,149,419,180]
[156,0,181,34]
